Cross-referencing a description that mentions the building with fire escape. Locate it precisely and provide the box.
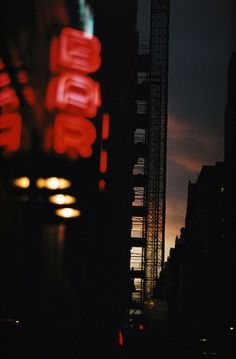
[128,0,169,329]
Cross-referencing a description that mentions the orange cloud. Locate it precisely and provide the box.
[168,155,202,172]
[168,115,220,148]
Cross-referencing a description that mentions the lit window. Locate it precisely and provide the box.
[130,247,143,270]
[131,216,145,238]
[132,186,144,207]
[134,128,146,144]
[134,278,142,291]
[133,157,145,175]
[129,309,143,315]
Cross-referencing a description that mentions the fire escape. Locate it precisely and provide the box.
[128,0,169,327]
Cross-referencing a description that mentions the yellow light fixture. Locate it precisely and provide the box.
[36,178,45,188]
[49,194,76,205]
[55,207,81,218]
[36,177,71,190]
[13,177,30,189]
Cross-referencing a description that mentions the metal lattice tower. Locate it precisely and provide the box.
[129,0,169,324]
[145,0,169,297]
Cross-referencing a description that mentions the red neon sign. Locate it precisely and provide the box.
[0,58,5,70]
[99,150,108,174]
[0,73,11,87]
[0,64,22,153]
[50,28,101,74]
[54,113,97,158]
[45,27,102,159]
[0,113,22,151]
[0,88,20,113]
[102,113,110,140]
[45,73,101,117]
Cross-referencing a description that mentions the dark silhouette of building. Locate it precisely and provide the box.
[158,162,227,358]
[224,51,236,357]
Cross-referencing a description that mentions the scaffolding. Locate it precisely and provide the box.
[129,0,169,325]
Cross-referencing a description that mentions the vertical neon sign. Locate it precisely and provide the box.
[45,27,102,159]
[0,58,22,153]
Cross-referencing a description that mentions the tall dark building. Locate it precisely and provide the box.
[224,51,236,356]
[159,162,226,358]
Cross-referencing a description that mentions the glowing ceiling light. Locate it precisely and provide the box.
[13,177,30,189]
[36,178,45,188]
[49,194,76,205]
[36,177,71,190]
[55,207,81,218]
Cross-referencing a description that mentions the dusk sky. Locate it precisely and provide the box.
[166,0,235,257]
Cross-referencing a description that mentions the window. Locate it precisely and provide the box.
[137,72,149,84]
[133,157,145,176]
[134,128,146,144]
[132,186,145,207]
[136,100,147,114]
[130,247,143,270]
[131,216,145,238]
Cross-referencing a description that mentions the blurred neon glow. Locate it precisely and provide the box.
[98,179,106,191]
[0,58,5,70]
[17,70,29,84]
[23,87,36,106]
[102,113,110,140]
[36,177,71,190]
[138,324,144,330]
[0,113,22,151]
[118,331,123,347]
[0,88,20,112]
[46,73,101,117]
[0,72,11,87]
[49,194,76,205]
[99,150,108,173]
[55,207,81,218]
[54,113,97,158]
[50,27,100,73]
[13,177,30,189]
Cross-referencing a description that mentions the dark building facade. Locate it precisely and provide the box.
[224,51,236,357]
[159,162,227,358]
